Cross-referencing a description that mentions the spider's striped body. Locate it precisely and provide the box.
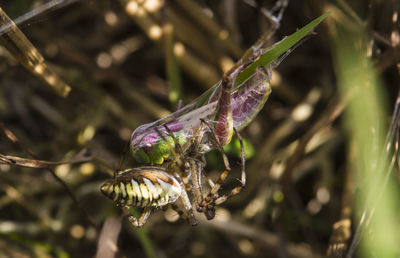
[100,167,181,208]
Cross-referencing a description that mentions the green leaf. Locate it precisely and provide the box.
[193,12,330,108]
[235,12,331,87]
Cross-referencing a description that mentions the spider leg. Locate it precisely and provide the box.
[153,126,198,225]
[170,203,184,217]
[162,124,185,157]
[154,127,182,168]
[128,207,153,228]
[176,123,210,213]
[196,155,216,189]
[179,185,197,226]
[198,121,247,219]
[214,128,246,206]
[196,119,231,219]
[158,125,200,222]
[187,157,206,212]
[174,173,197,226]
[162,121,210,217]
[170,200,197,226]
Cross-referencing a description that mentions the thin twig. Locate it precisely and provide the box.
[0,122,99,230]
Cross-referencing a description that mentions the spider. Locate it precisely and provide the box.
[99,64,272,227]
[100,119,247,227]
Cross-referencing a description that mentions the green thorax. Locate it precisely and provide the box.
[131,133,190,165]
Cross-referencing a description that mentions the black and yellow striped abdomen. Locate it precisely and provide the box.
[100,167,181,208]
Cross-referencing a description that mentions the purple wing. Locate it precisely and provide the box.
[131,67,271,153]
